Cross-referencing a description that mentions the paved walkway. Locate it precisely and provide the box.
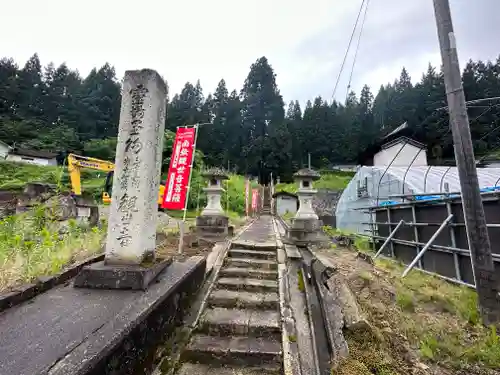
[177,215,283,374]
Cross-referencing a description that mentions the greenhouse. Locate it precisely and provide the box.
[335,165,500,234]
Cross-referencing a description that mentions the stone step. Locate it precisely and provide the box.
[228,248,276,261]
[182,334,282,367]
[219,267,278,280]
[176,363,281,375]
[208,289,279,310]
[197,307,281,337]
[217,277,278,293]
[224,257,278,270]
[230,240,276,251]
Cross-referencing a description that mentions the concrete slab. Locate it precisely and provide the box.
[176,363,279,375]
[183,334,282,367]
[249,309,281,335]
[0,257,206,375]
[208,289,279,310]
[199,307,280,337]
[284,244,302,259]
[228,249,276,260]
[224,257,278,270]
[205,242,228,275]
[217,277,278,292]
[287,261,317,375]
[200,307,251,336]
[219,267,278,280]
[73,257,172,290]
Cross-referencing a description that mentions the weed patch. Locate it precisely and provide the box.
[0,207,106,292]
[319,248,500,374]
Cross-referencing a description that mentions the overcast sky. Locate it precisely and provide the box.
[2,0,499,106]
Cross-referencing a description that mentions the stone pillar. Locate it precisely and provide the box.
[105,69,167,264]
[287,168,325,245]
[196,168,232,241]
[74,69,170,290]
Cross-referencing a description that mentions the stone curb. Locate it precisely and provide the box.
[273,217,303,375]
[0,253,105,313]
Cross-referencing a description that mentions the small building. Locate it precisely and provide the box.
[272,191,299,216]
[0,140,11,159]
[357,122,428,167]
[6,147,58,166]
[331,164,358,172]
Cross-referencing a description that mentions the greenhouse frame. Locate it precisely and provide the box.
[335,165,500,286]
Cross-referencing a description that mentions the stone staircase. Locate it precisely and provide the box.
[261,186,272,215]
[178,220,282,374]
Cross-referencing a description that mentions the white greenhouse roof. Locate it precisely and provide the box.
[372,166,500,194]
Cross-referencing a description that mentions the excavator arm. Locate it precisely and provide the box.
[67,153,115,197]
[67,153,165,206]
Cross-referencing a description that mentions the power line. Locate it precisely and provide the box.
[345,0,370,101]
[331,0,367,102]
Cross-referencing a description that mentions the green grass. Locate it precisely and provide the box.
[0,161,256,214]
[0,206,106,292]
[0,160,106,199]
[323,225,372,252]
[374,258,500,370]
[275,170,354,194]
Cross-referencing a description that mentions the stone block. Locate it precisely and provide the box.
[74,258,172,290]
[195,214,231,242]
[291,217,323,231]
[183,334,282,367]
[195,214,228,227]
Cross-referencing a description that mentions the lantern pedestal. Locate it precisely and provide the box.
[287,168,326,245]
[196,168,232,242]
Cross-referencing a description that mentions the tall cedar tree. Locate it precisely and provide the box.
[1,53,500,181]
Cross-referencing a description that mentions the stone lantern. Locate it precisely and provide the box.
[287,168,323,244]
[196,167,232,241]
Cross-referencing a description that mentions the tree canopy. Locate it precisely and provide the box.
[1,53,500,182]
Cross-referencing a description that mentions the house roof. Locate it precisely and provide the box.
[356,122,426,165]
[10,147,58,159]
[381,136,426,150]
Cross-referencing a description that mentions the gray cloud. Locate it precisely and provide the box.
[285,0,500,106]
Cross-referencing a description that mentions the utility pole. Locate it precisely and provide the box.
[433,0,500,325]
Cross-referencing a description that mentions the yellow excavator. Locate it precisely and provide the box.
[67,153,166,207]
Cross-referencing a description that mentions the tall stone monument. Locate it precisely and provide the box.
[287,168,324,245]
[195,168,232,241]
[75,69,169,290]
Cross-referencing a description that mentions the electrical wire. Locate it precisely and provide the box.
[345,0,370,102]
[331,0,367,102]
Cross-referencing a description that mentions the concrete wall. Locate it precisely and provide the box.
[6,154,57,166]
[373,142,427,166]
[276,195,298,216]
[0,143,9,159]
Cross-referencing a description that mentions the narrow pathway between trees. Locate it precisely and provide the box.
[178,215,282,374]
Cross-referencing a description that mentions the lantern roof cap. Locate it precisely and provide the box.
[202,167,229,180]
[293,168,320,180]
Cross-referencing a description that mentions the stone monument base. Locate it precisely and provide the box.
[74,257,172,290]
[195,214,233,242]
[287,217,327,245]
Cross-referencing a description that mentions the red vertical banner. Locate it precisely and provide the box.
[251,188,259,215]
[162,127,196,210]
[245,179,250,216]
